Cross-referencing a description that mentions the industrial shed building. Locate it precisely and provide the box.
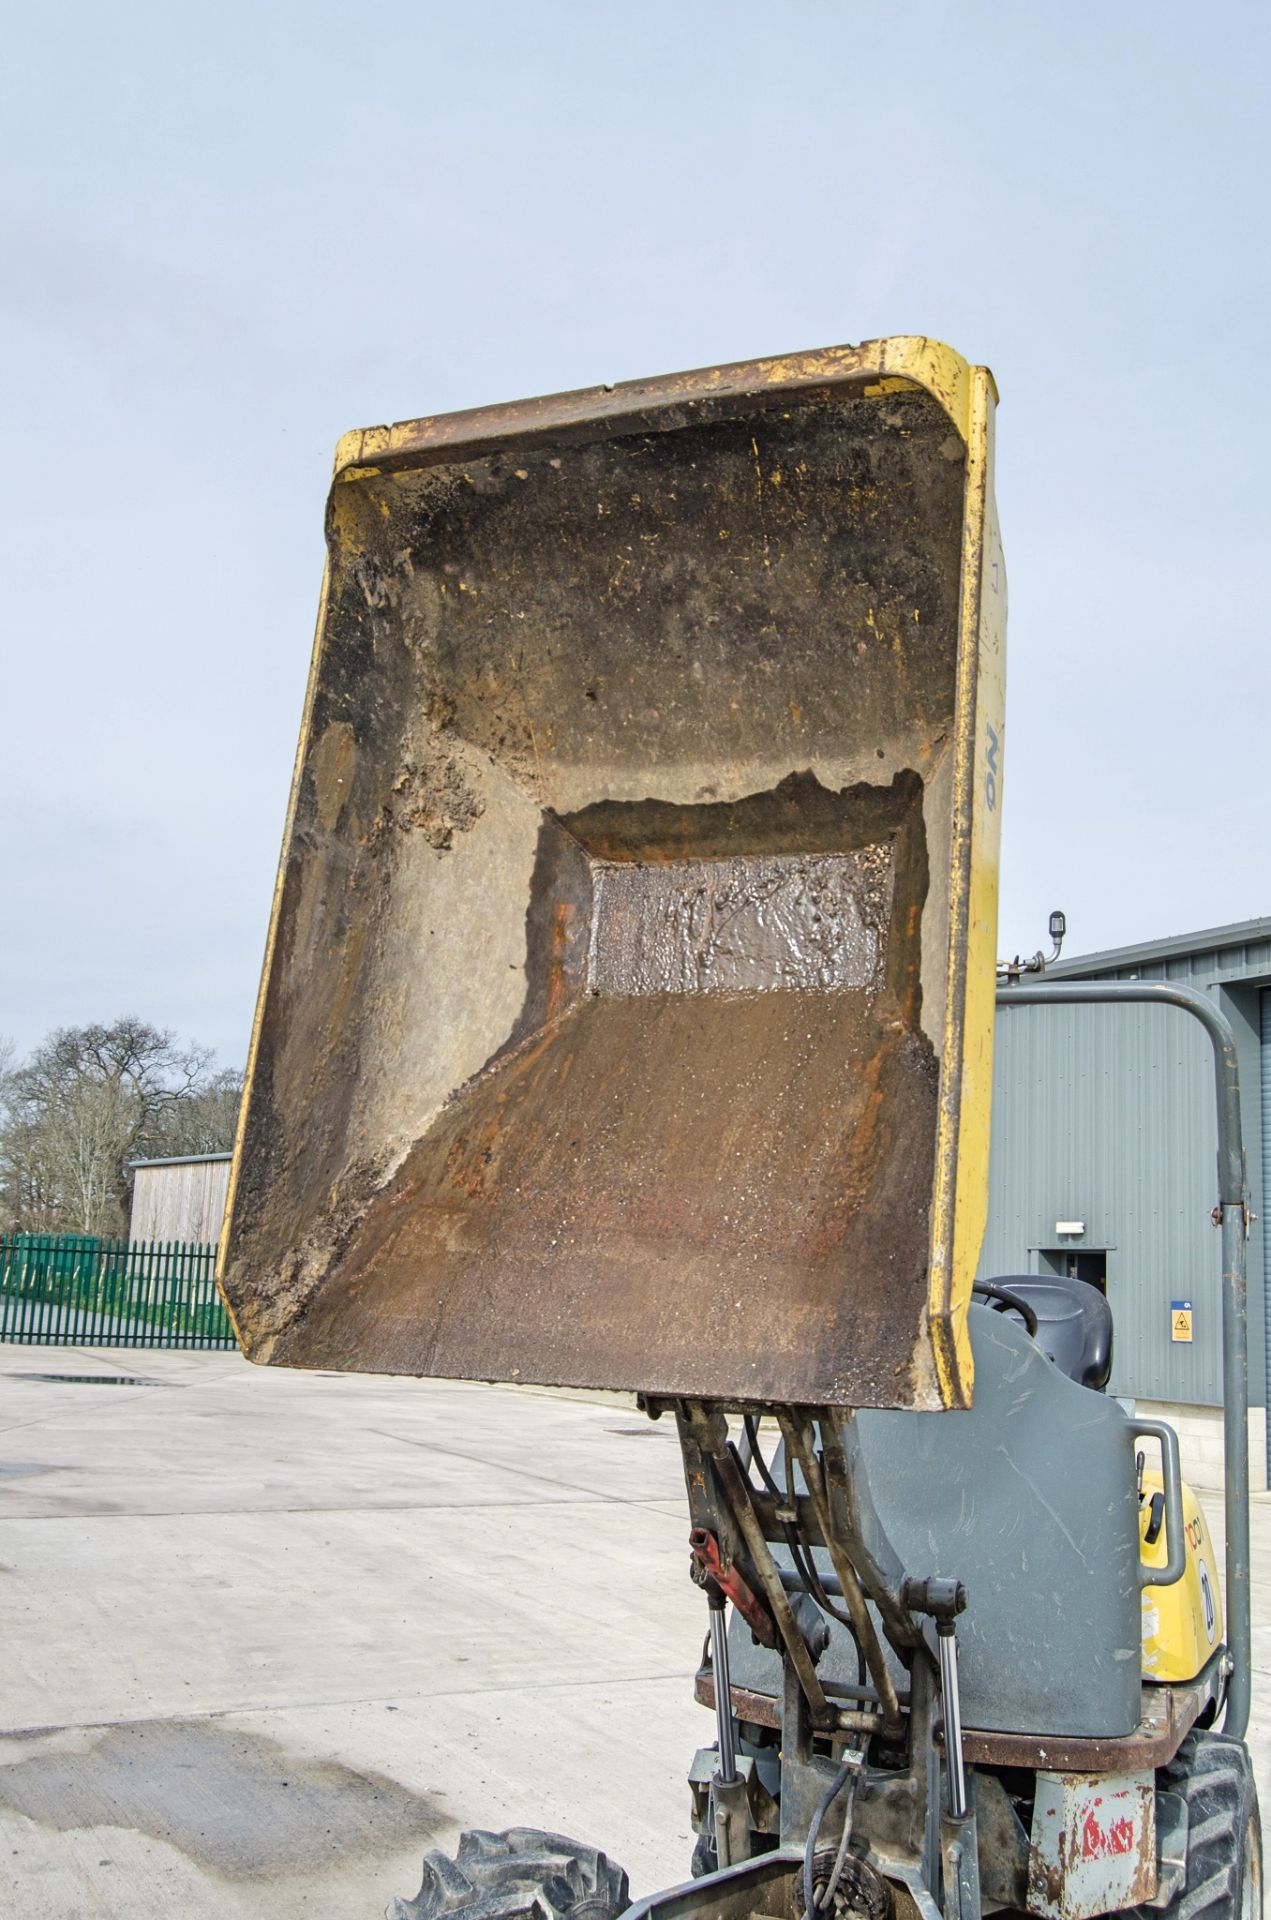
[129,1152,232,1246]
[980,916,1270,1419]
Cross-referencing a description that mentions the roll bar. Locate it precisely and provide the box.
[996,979,1252,1739]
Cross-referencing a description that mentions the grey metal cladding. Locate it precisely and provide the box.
[981,996,1223,1404]
[987,920,1271,1408]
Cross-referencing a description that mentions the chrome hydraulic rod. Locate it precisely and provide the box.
[937,1625,968,1821]
[997,978,1252,1739]
[705,1593,753,1867]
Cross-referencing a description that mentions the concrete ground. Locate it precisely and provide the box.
[0,1346,1267,1920]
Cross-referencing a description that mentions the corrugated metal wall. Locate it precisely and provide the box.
[129,1158,231,1246]
[981,1004,1221,1403]
[980,931,1271,1409]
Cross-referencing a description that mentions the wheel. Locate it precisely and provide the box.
[1137,1730,1262,1920]
[388,1827,630,1920]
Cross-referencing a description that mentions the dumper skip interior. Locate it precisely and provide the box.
[220,339,1005,1412]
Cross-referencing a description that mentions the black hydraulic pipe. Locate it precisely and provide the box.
[709,1602,738,1784]
[997,978,1251,1739]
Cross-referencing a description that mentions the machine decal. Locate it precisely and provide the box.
[1198,1558,1217,1643]
[1027,1770,1157,1920]
[1081,1806,1136,1858]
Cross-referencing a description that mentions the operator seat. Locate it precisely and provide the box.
[977,1272,1113,1390]
[727,1308,1145,1738]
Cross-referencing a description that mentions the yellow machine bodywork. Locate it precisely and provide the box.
[1140,1469,1223,1682]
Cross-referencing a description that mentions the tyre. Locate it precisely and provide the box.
[388,1828,630,1920]
[1140,1730,1262,1920]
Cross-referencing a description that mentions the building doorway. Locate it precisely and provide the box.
[1039,1248,1108,1293]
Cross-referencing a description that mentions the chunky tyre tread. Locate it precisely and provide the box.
[388,1827,630,1920]
[1132,1730,1262,1920]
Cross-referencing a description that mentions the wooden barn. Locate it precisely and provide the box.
[129,1153,231,1247]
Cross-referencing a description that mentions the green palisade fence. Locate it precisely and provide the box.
[0,1234,238,1349]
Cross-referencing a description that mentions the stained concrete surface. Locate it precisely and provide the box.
[0,1347,704,1918]
[0,1345,1267,1919]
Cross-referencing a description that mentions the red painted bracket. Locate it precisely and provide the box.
[688,1526,778,1649]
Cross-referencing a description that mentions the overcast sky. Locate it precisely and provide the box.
[2,2,1268,1067]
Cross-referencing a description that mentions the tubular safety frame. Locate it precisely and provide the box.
[996,977,1252,1740]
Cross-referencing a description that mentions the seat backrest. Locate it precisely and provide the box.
[726,1310,1144,1739]
[982,1272,1113,1389]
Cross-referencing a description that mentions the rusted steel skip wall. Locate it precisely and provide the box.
[220,340,1006,1409]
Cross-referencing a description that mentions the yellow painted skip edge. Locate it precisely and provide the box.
[928,369,1004,1408]
[845,342,1004,1409]
[216,562,334,1351]
[946,406,1006,1407]
[330,336,987,480]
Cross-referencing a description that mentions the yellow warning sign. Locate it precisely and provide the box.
[1171,1302,1193,1343]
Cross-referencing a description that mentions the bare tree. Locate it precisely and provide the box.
[150,1068,243,1160]
[0,1038,17,1233]
[0,1020,241,1236]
